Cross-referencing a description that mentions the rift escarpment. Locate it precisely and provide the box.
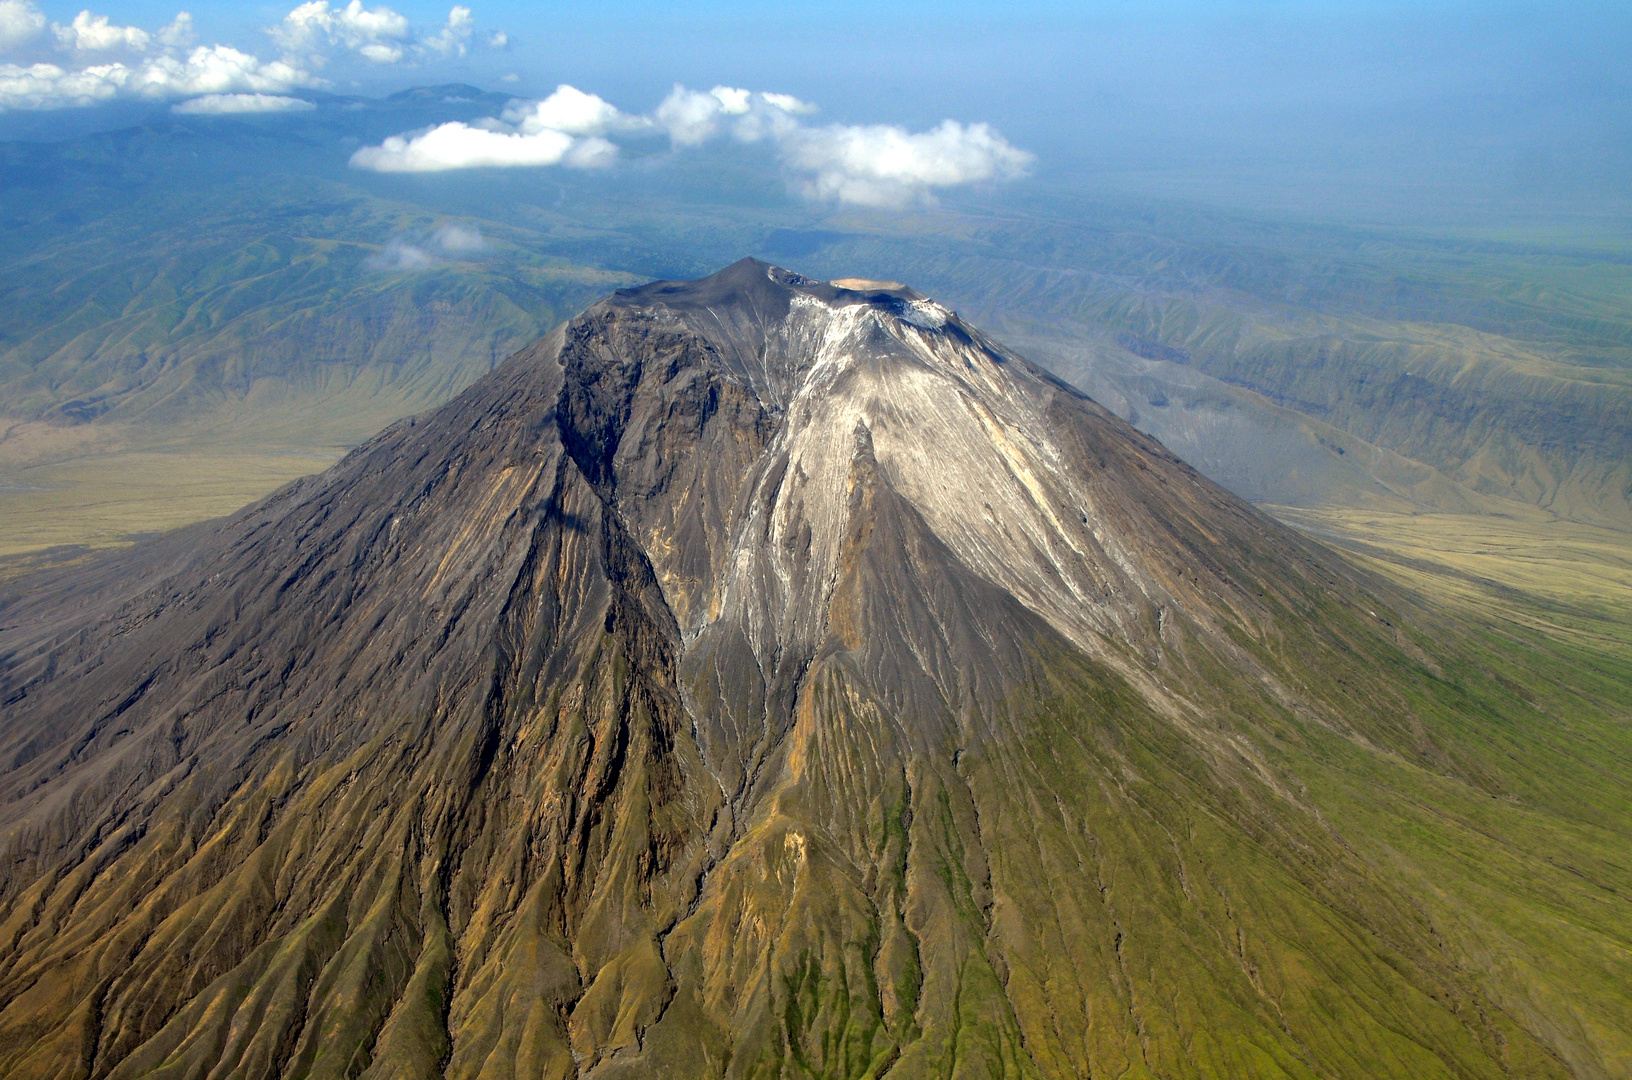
[0,259,1612,1078]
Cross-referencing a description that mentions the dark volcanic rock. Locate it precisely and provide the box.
[0,260,1586,1078]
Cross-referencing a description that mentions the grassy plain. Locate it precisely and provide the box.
[1273,505,1632,656]
[0,439,338,557]
[1251,506,1632,1076]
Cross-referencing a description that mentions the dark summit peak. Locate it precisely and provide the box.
[610,257,806,320]
[598,256,972,408]
[612,256,939,322]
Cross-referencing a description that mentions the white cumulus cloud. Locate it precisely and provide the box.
[422,5,471,56]
[270,1,502,65]
[654,83,815,147]
[173,91,314,114]
[760,92,812,115]
[654,85,738,147]
[135,44,314,96]
[0,60,124,107]
[350,120,614,172]
[0,43,316,110]
[156,11,194,48]
[502,83,632,137]
[273,0,410,64]
[53,10,150,52]
[782,120,1034,208]
[656,84,737,146]
[352,83,628,173]
[0,2,503,111]
[353,82,1030,207]
[650,84,1028,206]
[0,0,45,49]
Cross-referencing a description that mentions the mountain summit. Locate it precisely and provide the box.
[0,259,1610,1077]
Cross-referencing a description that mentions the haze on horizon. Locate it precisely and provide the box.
[0,0,1626,231]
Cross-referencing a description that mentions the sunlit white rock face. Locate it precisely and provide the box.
[649,270,1171,664]
[581,259,1282,793]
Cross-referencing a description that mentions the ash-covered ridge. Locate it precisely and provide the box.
[0,259,1590,1080]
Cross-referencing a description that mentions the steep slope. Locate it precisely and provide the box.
[0,259,1627,1079]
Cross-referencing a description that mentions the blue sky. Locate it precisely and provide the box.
[1,0,1627,222]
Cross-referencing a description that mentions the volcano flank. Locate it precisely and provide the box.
[0,259,1621,1079]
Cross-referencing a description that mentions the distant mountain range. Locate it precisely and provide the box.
[1,261,1627,1078]
[2,95,1631,557]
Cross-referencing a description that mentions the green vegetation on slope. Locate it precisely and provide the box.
[1258,508,1632,1078]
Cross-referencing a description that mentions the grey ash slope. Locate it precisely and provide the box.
[0,259,1619,1078]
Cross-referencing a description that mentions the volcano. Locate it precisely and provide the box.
[0,260,1615,1078]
